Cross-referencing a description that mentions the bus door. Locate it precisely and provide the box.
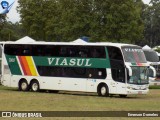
[110,66,126,93]
[107,46,126,94]
[2,64,11,86]
[116,68,127,94]
[1,52,14,86]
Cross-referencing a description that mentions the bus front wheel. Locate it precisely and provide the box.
[97,84,109,97]
[19,80,29,91]
[30,80,40,92]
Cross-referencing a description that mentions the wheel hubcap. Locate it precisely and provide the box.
[32,83,38,91]
[101,86,106,95]
[21,82,27,90]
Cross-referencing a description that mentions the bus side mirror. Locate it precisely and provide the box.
[149,66,156,77]
[125,65,132,76]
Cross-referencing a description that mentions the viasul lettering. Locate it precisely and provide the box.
[48,58,92,67]
[125,48,143,52]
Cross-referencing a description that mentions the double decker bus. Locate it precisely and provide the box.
[1,40,150,97]
[143,49,160,85]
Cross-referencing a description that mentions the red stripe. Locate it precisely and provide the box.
[133,52,140,65]
[18,56,27,75]
[137,63,142,66]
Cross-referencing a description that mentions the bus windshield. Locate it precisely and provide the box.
[122,46,147,63]
[128,66,149,85]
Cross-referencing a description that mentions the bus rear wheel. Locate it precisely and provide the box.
[97,84,109,97]
[19,80,29,91]
[30,81,40,92]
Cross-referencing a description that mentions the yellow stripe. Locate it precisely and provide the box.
[26,56,38,76]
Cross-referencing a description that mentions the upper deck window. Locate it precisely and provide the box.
[4,44,106,58]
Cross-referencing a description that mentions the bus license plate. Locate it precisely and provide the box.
[138,91,142,94]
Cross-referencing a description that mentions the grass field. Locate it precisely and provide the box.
[0,85,160,120]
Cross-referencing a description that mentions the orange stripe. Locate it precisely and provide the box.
[25,56,38,76]
[21,56,32,76]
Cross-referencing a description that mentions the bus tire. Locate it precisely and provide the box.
[97,84,109,97]
[19,80,29,91]
[30,80,40,92]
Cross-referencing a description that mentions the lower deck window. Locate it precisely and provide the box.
[37,66,107,79]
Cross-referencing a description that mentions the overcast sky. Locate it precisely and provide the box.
[7,0,20,23]
[7,0,151,23]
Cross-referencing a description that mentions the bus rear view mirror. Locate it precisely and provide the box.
[149,66,156,78]
[126,65,132,77]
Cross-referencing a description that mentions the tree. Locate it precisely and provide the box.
[143,0,160,47]
[0,21,25,41]
[91,0,144,43]
[45,0,94,41]
[17,0,49,41]
[17,0,144,43]
[0,14,6,27]
[0,14,7,40]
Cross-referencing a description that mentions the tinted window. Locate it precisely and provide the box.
[143,50,159,62]
[57,46,106,58]
[122,46,147,63]
[37,66,107,79]
[4,44,106,58]
[107,46,123,60]
[107,46,125,83]
[110,59,125,83]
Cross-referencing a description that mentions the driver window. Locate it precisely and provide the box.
[107,46,125,83]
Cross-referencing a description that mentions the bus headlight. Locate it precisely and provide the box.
[127,85,148,90]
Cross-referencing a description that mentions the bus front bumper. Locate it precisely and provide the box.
[126,89,149,95]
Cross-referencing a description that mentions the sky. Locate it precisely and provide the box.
[7,0,151,23]
[7,0,20,23]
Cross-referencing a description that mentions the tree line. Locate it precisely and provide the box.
[0,0,160,47]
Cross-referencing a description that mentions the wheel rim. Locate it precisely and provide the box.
[32,83,38,91]
[21,82,27,90]
[101,86,106,95]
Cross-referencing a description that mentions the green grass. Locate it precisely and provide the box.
[0,85,160,120]
[149,85,160,89]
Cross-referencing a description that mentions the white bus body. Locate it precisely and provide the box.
[1,40,150,97]
[0,42,5,83]
[143,49,160,86]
